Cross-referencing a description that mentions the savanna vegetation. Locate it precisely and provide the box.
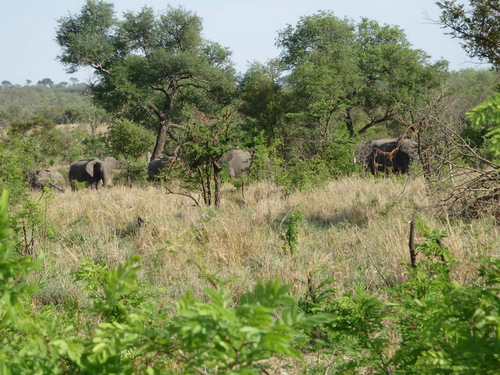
[0,0,499,373]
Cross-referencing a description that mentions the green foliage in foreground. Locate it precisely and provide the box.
[467,92,500,159]
[0,191,499,374]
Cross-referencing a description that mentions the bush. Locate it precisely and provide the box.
[113,158,149,185]
[106,119,155,160]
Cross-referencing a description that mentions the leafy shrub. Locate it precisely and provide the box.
[281,209,303,255]
[106,119,155,160]
[297,279,391,373]
[80,135,108,160]
[467,92,500,160]
[297,222,500,374]
[275,136,358,193]
[391,221,500,374]
[113,158,149,185]
[7,114,79,165]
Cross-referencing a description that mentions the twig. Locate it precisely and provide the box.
[47,182,66,194]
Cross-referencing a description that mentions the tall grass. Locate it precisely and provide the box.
[33,176,499,305]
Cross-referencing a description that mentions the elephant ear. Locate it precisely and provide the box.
[104,157,118,171]
[85,159,99,177]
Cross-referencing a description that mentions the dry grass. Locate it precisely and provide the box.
[32,176,499,305]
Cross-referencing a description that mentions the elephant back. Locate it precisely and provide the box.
[69,157,117,189]
[47,171,65,187]
[30,169,65,190]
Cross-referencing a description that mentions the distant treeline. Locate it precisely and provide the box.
[0,83,91,127]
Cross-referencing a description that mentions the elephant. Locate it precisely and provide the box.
[30,169,65,191]
[219,149,253,178]
[361,137,417,175]
[147,155,178,181]
[69,157,118,190]
[148,149,252,181]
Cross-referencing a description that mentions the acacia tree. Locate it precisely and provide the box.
[56,0,237,160]
[276,12,448,139]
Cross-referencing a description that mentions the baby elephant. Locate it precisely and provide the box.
[30,169,66,192]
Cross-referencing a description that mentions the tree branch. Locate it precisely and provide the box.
[357,110,395,134]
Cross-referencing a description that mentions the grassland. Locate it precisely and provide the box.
[30,176,499,307]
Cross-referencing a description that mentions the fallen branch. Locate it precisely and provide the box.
[162,185,200,207]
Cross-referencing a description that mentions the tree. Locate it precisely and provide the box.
[82,104,108,138]
[247,12,448,175]
[178,107,241,206]
[56,1,237,160]
[238,60,293,154]
[436,0,500,67]
[418,1,500,217]
[276,12,448,139]
[37,78,54,87]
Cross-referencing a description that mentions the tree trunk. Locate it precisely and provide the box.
[213,160,222,206]
[198,167,208,205]
[345,107,355,137]
[204,164,212,206]
[151,119,169,160]
[150,88,175,161]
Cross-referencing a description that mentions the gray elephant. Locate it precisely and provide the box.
[361,137,417,175]
[147,155,178,181]
[219,149,252,178]
[69,157,118,190]
[30,169,65,191]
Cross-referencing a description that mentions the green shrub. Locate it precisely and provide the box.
[297,222,500,374]
[106,119,155,160]
[282,209,303,255]
[113,158,149,185]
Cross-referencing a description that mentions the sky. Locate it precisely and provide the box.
[0,0,488,86]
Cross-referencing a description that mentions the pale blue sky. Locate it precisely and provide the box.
[0,0,486,85]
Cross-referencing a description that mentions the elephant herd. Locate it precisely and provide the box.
[29,149,255,192]
[29,138,418,192]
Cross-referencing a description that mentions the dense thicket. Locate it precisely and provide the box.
[239,12,450,182]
